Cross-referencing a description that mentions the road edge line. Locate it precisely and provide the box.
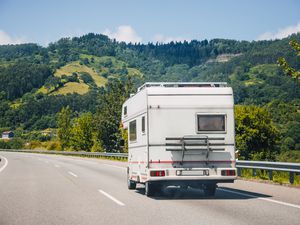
[0,156,8,173]
[218,188,300,210]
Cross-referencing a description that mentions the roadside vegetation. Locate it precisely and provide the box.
[240,168,300,186]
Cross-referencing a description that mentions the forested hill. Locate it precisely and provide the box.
[1,33,299,102]
[0,33,299,158]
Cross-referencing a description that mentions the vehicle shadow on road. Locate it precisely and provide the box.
[134,186,272,200]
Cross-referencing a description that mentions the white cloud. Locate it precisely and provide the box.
[153,34,189,43]
[103,25,142,43]
[0,30,26,45]
[257,22,300,40]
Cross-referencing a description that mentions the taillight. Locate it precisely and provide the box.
[150,170,165,177]
[221,170,236,176]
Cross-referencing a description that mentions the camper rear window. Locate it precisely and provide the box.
[129,120,137,141]
[197,115,225,132]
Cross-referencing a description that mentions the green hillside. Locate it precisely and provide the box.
[0,33,299,160]
[51,82,90,95]
[36,54,143,95]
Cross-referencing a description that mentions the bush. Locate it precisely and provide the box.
[27,140,43,149]
[0,138,23,149]
[283,137,296,150]
[276,150,300,163]
[9,138,24,149]
[0,140,10,149]
[46,141,62,151]
[80,72,94,84]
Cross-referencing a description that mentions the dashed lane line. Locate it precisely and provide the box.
[98,189,125,206]
[68,171,78,178]
[101,163,127,171]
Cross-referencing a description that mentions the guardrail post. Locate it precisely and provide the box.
[289,172,294,184]
[268,170,273,180]
[252,168,257,177]
[237,168,241,176]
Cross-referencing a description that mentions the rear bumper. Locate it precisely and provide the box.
[147,179,235,187]
[146,167,237,184]
[147,175,236,182]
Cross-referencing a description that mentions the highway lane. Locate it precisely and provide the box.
[0,152,299,225]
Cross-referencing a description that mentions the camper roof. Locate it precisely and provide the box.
[137,82,227,92]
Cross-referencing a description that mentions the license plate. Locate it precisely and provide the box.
[178,170,208,176]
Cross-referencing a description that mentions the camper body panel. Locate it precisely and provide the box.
[122,89,148,182]
[122,83,236,187]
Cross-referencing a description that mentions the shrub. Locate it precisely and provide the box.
[0,140,10,149]
[46,141,62,151]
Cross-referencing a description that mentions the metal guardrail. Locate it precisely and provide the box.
[1,149,299,184]
[236,160,300,184]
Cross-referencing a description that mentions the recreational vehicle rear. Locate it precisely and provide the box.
[121,82,237,196]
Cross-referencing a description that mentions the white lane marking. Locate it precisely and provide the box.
[70,159,98,165]
[219,188,300,210]
[0,156,8,173]
[68,171,78,178]
[44,160,49,163]
[55,157,98,165]
[102,163,127,171]
[98,189,125,206]
[54,164,60,168]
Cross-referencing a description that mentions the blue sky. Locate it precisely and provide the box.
[0,0,300,45]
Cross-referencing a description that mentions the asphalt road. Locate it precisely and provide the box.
[0,152,299,225]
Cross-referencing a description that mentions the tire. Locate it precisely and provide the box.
[128,179,136,190]
[145,182,156,197]
[203,184,216,196]
[127,173,136,190]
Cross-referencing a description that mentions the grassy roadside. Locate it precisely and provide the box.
[239,168,300,187]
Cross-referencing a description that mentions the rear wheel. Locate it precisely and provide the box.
[145,182,161,196]
[203,184,216,196]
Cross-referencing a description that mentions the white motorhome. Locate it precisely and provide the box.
[121,82,237,196]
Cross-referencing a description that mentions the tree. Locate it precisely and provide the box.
[44,76,63,93]
[235,105,279,160]
[0,62,52,100]
[278,40,300,84]
[119,124,128,153]
[93,79,130,152]
[57,106,72,150]
[70,112,94,151]
[83,58,89,65]
[91,132,104,152]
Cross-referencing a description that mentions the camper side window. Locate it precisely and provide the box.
[197,114,225,132]
[129,120,137,142]
[141,116,145,134]
[123,106,127,116]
